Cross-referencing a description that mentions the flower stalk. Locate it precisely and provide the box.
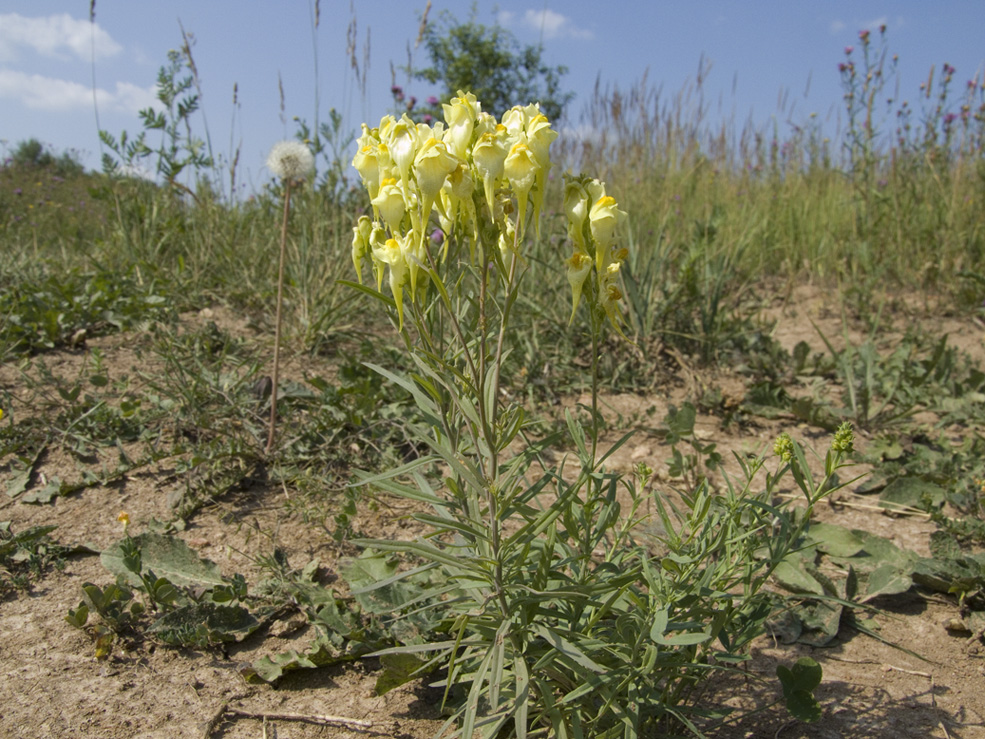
[264,141,313,454]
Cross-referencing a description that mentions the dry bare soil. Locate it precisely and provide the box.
[2,286,985,739]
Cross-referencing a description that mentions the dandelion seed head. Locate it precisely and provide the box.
[267,140,314,181]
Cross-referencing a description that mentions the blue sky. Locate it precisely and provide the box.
[1,1,983,190]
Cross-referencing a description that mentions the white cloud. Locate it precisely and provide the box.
[829,19,846,34]
[500,8,594,41]
[0,69,155,113]
[523,9,594,40]
[0,13,122,62]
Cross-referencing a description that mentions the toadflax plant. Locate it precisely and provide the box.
[345,91,843,737]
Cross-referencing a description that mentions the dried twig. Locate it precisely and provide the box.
[226,706,373,728]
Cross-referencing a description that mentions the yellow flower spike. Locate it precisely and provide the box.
[565,252,593,324]
[351,215,373,282]
[442,90,478,159]
[472,131,508,218]
[504,142,539,238]
[414,138,459,234]
[372,177,407,233]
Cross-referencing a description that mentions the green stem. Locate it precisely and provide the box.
[590,309,601,465]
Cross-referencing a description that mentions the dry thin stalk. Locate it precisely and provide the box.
[266,180,292,454]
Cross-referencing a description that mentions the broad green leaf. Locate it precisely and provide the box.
[861,563,912,602]
[784,689,822,723]
[793,600,843,647]
[21,476,63,504]
[148,603,259,646]
[101,533,226,589]
[5,447,43,498]
[0,524,57,558]
[772,559,825,596]
[375,652,428,695]
[248,625,355,683]
[878,477,946,513]
[806,522,864,557]
[778,657,823,722]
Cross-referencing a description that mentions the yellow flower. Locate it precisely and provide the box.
[503,142,539,238]
[524,113,558,237]
[501,105,529,138]
[589,194,628,279]
[351,215,374,281]
[441,90,479,159]
[373,236,411,330]
[442,162,478,250]
[414,137,459,231]
[564,178,591,253]
[565,252,593,324]
[472,130,508,218]
[372,177,407,233]
[383,114,420,186]
[589,195,626,251]
[368,221,389,292]
[352,145,383,201]
[599,262,627,335]
[117,511,130,535]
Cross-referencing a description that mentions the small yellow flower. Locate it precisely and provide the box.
[117,511,130,535]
